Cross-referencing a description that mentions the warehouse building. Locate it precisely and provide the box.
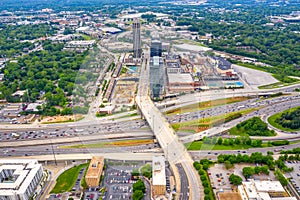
[0,159,43,200]
[85,157,104,187]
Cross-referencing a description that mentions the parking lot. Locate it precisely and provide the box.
[72,167,86,192]
[208,164,233,191]
[285,161,300,196]
[101,160,148,200]
[102,168,135,200]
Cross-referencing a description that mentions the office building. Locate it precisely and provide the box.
[238,179,295,200]
[149,56,164,99]
[132,18,141,58]
[0,159,43,200]
[150,39,162,57]
[152,156,166,196]
[85,157,104,187]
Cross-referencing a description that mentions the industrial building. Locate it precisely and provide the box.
[152,156,166,196]
[85,157,104,187]
[0,159,43,200]
[238,179,296,200]
[132,18,141,58]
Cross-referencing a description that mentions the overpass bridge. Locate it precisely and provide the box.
[136,49,202,200]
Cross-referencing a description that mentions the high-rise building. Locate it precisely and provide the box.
[150,39,162,57]
[132,18,141,58]
[150,56,164,99]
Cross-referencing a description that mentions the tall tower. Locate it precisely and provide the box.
[132,18,141,58]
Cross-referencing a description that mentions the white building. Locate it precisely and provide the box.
[0,159,43,200]
[65,40,96,48]
[238,179,296,200]
[152,156,166,196]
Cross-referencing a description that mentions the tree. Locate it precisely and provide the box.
[133,180,146,193]
[204,196,210,200]
[203,164,209,170]
[202,180,209,187]
[254,166,261,174]
[198,170,205,176]
[224,160,233,170]
[61,107,72,115]
[261,165,269,175]
[223,139,229,146]
[200,175,207,181]
[242,167,255,179]
[232,117,276,136]
[132,169,139,177]
[274,169,288,186]
[229,174,242,186]
[141,164,152,179]
[204,188,210,194]
[217,137,223,145]
[132,190,144,200]
[235,137,241,145]
[193,162,201,170]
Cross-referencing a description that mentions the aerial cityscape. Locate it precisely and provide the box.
[0,0,300,200]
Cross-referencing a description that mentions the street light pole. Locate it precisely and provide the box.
[51,139,57,166]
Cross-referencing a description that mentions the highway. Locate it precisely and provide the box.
[1,136,160,157]
[13,152,163,162]
[136,47,201,200]
[180,96,300,143]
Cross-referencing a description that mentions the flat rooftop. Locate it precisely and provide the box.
[0,159,42,196]
[174,44,212,52]
[168,73,194,84]
[86,156,104,178]
[152,156,166,186]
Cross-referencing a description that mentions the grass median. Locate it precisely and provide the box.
[60,139,154,149]
[165,97,250,116]
[171,108,257,133]
[186,141,271,151]
[268,106,300,132]
[51,163,88,194]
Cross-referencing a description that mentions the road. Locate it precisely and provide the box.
[14,152,163,161]
[180,96,300,143]
[190,141,300,160]
[176,163,189,200]
[136,47,201,200]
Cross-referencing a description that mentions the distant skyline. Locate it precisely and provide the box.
[1,0,299,12]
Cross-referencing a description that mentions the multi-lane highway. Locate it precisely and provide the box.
[180,95,300,143]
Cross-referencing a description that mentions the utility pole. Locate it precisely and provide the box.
[51,140,57,166]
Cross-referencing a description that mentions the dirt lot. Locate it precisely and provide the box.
[219,192,242,200]
[41,114,83,124]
